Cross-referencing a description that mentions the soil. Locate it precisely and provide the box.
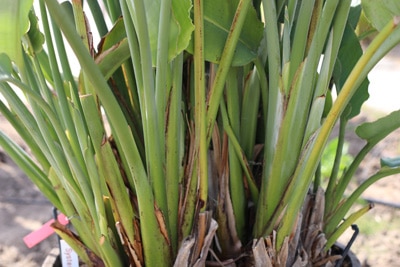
[0,115,57,267]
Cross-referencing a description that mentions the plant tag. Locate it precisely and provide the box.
[23,213,69,248]
[60,239,79,267]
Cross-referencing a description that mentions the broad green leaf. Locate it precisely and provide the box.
[0,0,33,69]
[96,39,130,80]
[347,4,362,29]
[333,6,369,119]
[381,157,400,168]
[27,9,45,54]
[356,110,400,141]
[96,18,130,79]
[186,0,264,66]
[362,0,400,31]
[97,17,126,53]
[145,0,194,66]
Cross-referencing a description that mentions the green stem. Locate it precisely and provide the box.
[277,15,400,249]
[86,0,108,36]
[44,0,172,265]
[325,115,348,212]
[0,131,61,208]
[225,68,245,240]
[325,166,400,238]
[325,203,373,250]
[254,0,282,237]
[165,54,183,255]
[123,0,169,228]
[206,0,253,141]
[220,100,259,203]
[39,0,86,171]
[193,0,208,211]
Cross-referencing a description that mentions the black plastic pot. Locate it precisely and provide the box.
[332,243,361,267]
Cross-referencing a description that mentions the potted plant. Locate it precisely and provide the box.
[0,0,400,266]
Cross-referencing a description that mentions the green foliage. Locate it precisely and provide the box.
[144,0,194,66]
[186,0,263,66]
[356,110,400,141]
[0,54,12,79]
[333,5,370,119]
[0,0,400,266]
[362,0,400,31]
[321,138,353,180]
[0,0,32,70]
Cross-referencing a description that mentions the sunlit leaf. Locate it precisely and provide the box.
[186,0,263,66]
[362,0,400,31]
[0,0,33,69]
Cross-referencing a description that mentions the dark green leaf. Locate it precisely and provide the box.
[27,10,45,53]
[186,0,263,66]
[322,89,333,118]
[348,5,361,29]
[333,8,369,119]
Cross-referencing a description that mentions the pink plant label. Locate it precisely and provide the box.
[23,213,69,248]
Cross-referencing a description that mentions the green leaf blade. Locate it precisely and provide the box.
[145,0,194,66]
[186,0,263,66]
[362,0,400,31]
[333,6,369,119]
[0,0,33,69]
[356,110,400,141]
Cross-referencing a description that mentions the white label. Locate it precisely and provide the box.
[60,239,79,267]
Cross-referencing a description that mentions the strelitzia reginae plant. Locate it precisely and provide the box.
[1,0,400,266]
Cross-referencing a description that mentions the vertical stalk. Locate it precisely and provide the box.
[276,15,400,249]
[155,0,172,144]
[225,68,246,240]
[40,0,88,173]
[254,0,282,237]
[325,116,347,210]
[123,0,169,235]
[193,0,208,211]
[45,0,172,265]
[206,0,253,141]
[86,0,108,36]
[165,54,183,255]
